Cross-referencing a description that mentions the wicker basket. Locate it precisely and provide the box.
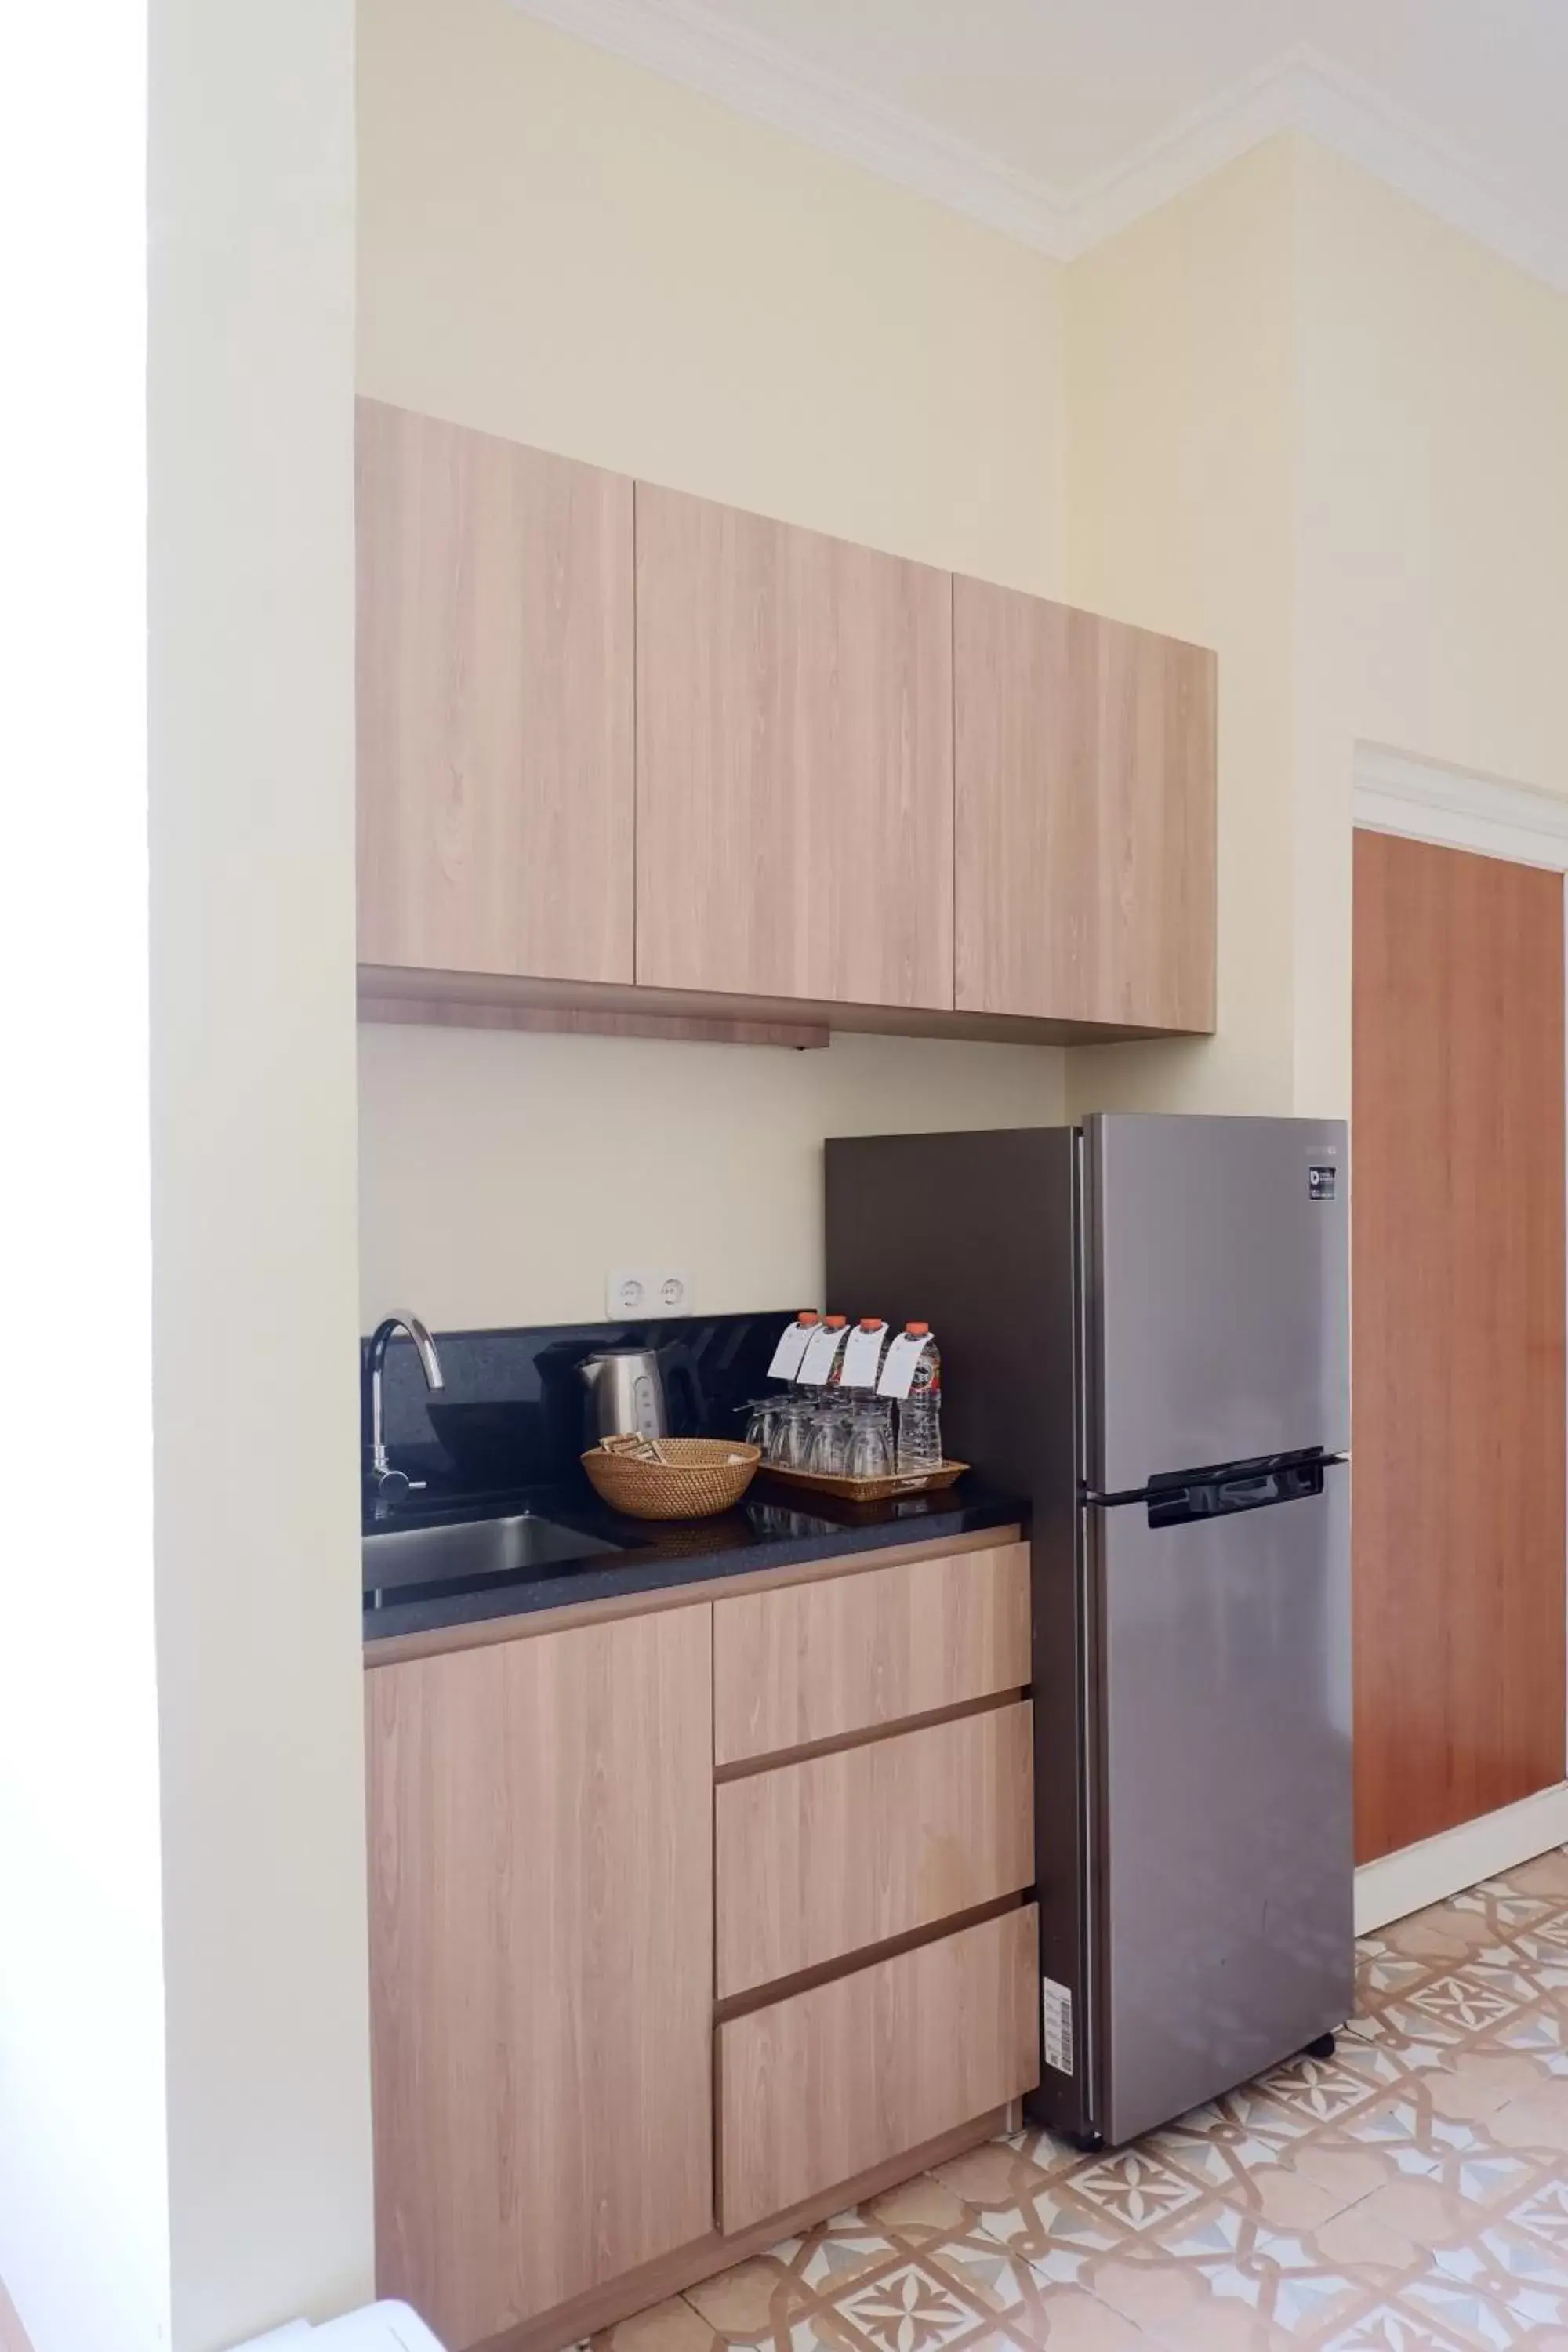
[582,1437,761,1521]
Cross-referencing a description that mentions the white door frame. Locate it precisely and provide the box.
[1352,741,1568,1931]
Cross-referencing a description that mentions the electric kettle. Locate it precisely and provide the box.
[579,1347,669,1442]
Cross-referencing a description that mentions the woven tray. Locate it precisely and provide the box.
[582,1437,761,1520]
[760,1458,968,1504]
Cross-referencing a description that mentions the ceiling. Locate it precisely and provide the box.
[512,0,1568,289]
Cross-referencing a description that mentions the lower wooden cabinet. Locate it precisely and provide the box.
[365,1606,714,2349]
[717,1905,1040,2233]
[365,1534,1037,2350]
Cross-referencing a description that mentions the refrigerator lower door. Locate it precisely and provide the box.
[1093,1469,1352,2146]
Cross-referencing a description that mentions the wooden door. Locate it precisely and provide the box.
[1352,827,1566,1861]
[356,399,634,985]
[365,1607,713,2347]
[953,580,1215,1029]
[635,485,953,1010]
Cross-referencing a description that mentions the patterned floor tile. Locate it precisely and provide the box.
[589,1850,1568,2352]
[683,2255,817,2341]
[1319,2306,1472,2350]
[830,2259,982,2352]
[594,2296,717,2352]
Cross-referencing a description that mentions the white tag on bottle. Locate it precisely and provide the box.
[877,1331,930,1399]
[797,1324,844,1384]
[767,1320,815,1380]
[839,1322,888,1389]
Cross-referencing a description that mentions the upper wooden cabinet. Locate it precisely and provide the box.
[356,398,634,985]
[953,579,1216,1030]
[354,406,1218,1043]
[634,484,954,1011]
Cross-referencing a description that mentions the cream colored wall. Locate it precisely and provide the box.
[360,1025,1064,1327]
[150,0,373,2343]
[1062,140,1301,1119]
[356,0,1069,1327]
[1063,134,1568,1127]
[2,2,170,2344]
[1293,144,1568,1115]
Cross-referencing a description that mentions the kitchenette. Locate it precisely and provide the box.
[351,383,1355,2352]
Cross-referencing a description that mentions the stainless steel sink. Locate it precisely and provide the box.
[363,1510,625,1594]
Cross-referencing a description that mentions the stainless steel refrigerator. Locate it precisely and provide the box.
[825,1114,1352,2148]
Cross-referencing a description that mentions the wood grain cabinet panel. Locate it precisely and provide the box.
[954,579,1215,1029]
[713,1541,1031,1766]
[365,1607,713,2348]
[635,483,954,1009]
[356,397,634,985]
[717,1905,1040,2233]
[717,1701,1034,1998]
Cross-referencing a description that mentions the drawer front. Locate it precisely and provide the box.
[713,1539,1029,1765]
[717,1905,1039,2233]
[717,1701,1034,1998]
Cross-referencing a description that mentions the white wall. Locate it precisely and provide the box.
[147,2,375,2345]
[1062,140,1301,1120]
[6,4,372,2339]
[1293,143,1568,1116]
[360,1025,1065,1328]
[355,0,1070,1330]
[1,4,169,2346]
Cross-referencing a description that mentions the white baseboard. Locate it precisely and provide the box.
[1355,1781,1568,1935]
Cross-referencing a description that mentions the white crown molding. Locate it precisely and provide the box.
[508,1,1568,293]
[1355,742,1568,872]
[510,0,1073,253]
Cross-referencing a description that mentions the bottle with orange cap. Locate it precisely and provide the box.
[894,1320,943,1474]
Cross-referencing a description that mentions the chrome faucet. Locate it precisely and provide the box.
[365,1312,445,1505]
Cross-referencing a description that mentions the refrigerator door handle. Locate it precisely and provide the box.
[1146,1454,1331,1529]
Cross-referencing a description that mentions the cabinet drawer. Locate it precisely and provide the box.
[717,1905,1039,2232]
[717,1701,1033,1998]
[713,1540,1029,1766]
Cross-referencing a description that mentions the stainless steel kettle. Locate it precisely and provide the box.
[579,1347,669,1442]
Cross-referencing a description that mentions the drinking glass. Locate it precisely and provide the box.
[743,1397,783,1459]
[775,1394,816,1469]
[805,1399,852,1476]
[844,1398,895,1481]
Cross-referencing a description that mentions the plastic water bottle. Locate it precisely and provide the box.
[895,1322,943,1473]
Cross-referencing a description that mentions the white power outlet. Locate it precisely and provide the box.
[606,1268,692,1319]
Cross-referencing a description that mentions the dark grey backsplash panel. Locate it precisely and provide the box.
[365,1311,790,1491]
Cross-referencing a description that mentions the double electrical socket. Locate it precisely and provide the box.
[605,1267,692,1319]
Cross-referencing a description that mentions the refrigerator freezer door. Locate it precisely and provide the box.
[1086,1113,1349,1494]
[1093,1471,1352,2146]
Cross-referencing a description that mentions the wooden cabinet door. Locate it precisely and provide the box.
[713,1540,1030,1766]
[717,1905,1039,2233]
[635,484,954,1009]
[954,581,1215,1029]
[365,1608,713,2348]
[716,1701,1035,1998]
[357,398,634,985]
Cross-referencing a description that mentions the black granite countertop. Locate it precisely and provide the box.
[362,1468,1027,1648]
